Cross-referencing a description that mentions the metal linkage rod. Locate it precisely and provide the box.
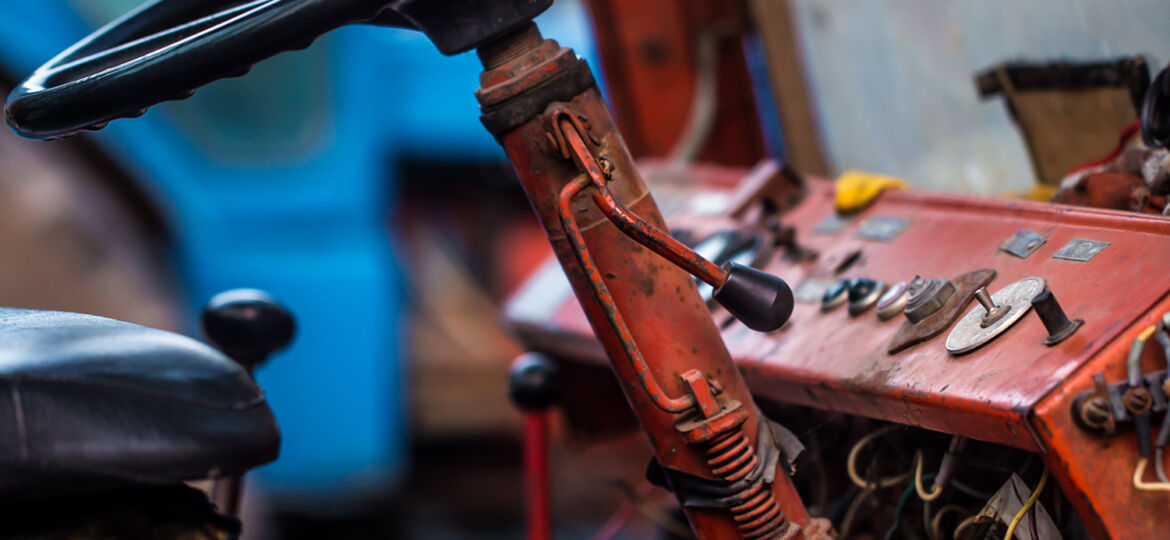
[557,116,730,288]
[558,175,697,413]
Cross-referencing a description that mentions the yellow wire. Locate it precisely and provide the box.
[953,515,979,539]
[846,426,912,489]
[1133,457,1170,491]
[914,449,944,501]
[1003,469,1048,540]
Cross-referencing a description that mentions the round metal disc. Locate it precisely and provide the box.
[945,277,1046,355]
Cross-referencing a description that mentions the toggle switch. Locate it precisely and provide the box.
[1031,290,1083,345]
[973,287,1010,328]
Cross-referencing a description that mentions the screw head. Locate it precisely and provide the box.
[1081,397,1112,428]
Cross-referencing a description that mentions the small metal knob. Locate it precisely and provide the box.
[973,287,1010,328]
[1031,290,1083,345]
[508,353,563,412]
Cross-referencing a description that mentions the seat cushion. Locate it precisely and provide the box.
[0,308,279,498]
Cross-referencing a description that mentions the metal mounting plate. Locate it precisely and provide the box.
[946,277,1046,355]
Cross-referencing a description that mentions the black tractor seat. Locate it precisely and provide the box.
[0,308,279,499]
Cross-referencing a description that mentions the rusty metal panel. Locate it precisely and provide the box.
[1033,296,1170,540]
[509,171,1170,451]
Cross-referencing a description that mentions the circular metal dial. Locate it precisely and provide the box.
[945,277,1046,355]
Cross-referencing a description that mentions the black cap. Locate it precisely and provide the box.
[508,353,563,411]
[201,289,295,371]
[713,263,795,332]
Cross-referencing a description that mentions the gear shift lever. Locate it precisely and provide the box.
[200,288,295,516]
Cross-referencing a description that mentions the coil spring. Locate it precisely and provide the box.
[703,428,789,539]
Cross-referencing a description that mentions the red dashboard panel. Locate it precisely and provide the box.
[505,165,1170,537]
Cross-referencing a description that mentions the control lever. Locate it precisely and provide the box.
[551,111,795,333]
[201,288,296,374]
[200,288,295,517]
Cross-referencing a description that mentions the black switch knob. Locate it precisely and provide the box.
[1031,290,1082,345]
[509,353,563,412]
[201,289,295,372]
[847,278,885,316]
[713,262,795,332]
[821,278,852,313]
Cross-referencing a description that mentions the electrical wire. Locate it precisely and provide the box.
[914,449,944,501]
[1003,469,1048,540]
[838,488,874,540]
[923,500,933,540]
[954,514,980,539]
[1157,447,1169,484]
[950,479,993,500]
[929,504,969,540]
[847,426,912,489]
[1133,457,1170,491]
[884,473,934,540]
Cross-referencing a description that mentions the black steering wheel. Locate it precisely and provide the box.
[1142,62,1170,149]
[5,0,551,140]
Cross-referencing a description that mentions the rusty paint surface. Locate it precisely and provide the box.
[887,269,996,354]
[557,174,695,413]
[551,108,729,288]
[508,167,1170,536]
[509,172,1170,452]
[1033,295,1170,540]
[495,67,814,534]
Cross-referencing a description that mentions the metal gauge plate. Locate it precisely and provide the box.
[945,277,1046,355]
[855,217,911,242]
[1053,239,1109,262]
[815,214,849,235]
[999,230,1046,258]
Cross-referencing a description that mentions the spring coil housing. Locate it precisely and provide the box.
[679,401,792,539]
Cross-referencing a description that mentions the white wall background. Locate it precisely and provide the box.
[789,1,1170,194]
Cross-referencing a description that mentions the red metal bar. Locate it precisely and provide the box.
[524,411,552,540]
[479,25,816,538]
[558,175,696,413]
[557,116,729,288]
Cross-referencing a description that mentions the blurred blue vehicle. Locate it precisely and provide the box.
[0,0,596,500]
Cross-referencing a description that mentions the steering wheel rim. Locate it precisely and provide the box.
[1142,63,1170,149]
[5,0,390,140]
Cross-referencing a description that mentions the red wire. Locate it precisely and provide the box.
[1066,119,1141,176]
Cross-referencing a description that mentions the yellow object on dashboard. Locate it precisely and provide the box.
[834,170,908,213]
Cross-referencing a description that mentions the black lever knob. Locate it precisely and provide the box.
[713,262,795,332]
[508,353,563,412]
[201,289,295,372]
[1031,290,1082,345]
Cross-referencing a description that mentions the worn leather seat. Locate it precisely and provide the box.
[0,308,279,499]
